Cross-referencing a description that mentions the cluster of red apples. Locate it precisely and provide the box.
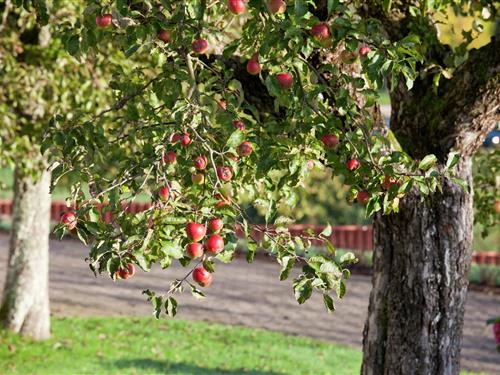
[158,129,253,202]
[60,210,137,280]
[186,220,226,287]
[319,133,400,205]
[60,211,226,287]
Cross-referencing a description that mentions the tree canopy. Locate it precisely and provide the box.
[1,0,498,317]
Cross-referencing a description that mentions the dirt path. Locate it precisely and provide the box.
[0,234,498,374]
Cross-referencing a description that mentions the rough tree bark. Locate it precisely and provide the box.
[362,36,499,374]
[0,162,51,340]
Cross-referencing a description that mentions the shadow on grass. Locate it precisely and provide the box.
[112,358,283,375]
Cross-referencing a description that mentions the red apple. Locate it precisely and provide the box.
[346,158,360,171]
[204,234,224,255]
[306,160,314,170]
[382,175,401,190]
[208,218,224,233]
[186,243,204,259]
[359,46,372,57]
[159,186,170,201]
[311,23,330,40]
[163,150,176,164]
[214,193,230,208]
[267,0,286,14]
[192,38,208,54]
[233,120,245,131]
[96,14,112,28]
[193,155,208,170]
[247,58,261,75]
[321,134,339,149]
[186,222,207,242]
[180,133,192,146]
[171,133,182,143]
[218,100,227,111]
[237,141,253,157]
[158,29,171,43]
[357,190,370,204]
[216,166,233,181]
[191,173,205,185]
[215,200,229,208]
[276,72,293,89]
[61,211,77,230]
[117,263,135,280]
[228,0,246,14]
[193,266,212,287]
[495,200,500,214]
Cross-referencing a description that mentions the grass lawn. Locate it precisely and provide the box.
[0,317,361,375]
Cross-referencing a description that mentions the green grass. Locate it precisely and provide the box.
[0,317,361,375]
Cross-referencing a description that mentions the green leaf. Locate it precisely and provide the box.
[339,252,358,266]
[279,256,295,281]
[143,290,163,319]
[133,252,152,272]
[75,227,89,246]
[246,241,257,263]
[226,130,245,148]
[383,0,392,11]
[216,249,235,263]
[398,179,413,194]
[319,261,341,276]
[446,152,460,170]
[66,34,80,56]
[327,0,338,15]
[33,0,49,25]
[125,44,141,58]
[336,280,346,299]
[161,241,183,259]
[189,284,206,300]
[294,0,308,17]
[294,278,312,304]
[323,294,335,313]
[418,154,438,170]
[106,256,121,276]
[320,223,332,237]
[326,241,336,255]
[451,177,470,193]
[165,297,177,317]
[203,259,215,273]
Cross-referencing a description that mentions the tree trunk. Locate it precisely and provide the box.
[0,164,51,340]
[362,158,473,375]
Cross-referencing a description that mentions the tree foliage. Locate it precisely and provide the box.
[2,0,498,317]
[0,1,116,180]
[474,147,500,237]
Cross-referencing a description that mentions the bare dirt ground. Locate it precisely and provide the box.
[0,233,499,374]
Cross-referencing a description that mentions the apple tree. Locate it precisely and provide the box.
[0,1,120,339]
[15,0,500,373]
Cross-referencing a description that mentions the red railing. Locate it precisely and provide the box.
[0,199,498,266]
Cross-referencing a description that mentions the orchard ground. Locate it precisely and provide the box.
[0,234,499,374]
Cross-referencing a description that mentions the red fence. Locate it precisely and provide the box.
[0,199,498,266]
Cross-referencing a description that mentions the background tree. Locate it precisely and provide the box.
[0,1,115,339]
[14,0,499,374]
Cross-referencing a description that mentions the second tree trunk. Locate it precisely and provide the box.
[0,165,51,340]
